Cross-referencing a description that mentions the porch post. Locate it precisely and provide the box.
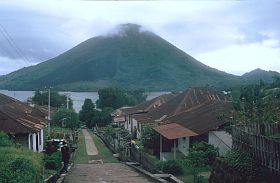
[37,131,40,151]
[32,133,36,152]
[173,139,176,160]
[160,135,162,160]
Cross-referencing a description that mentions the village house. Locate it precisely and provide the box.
[113,93,177,139]
[113,87,234,160]
[0,93,48,152]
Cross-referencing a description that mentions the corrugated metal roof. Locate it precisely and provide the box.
[164,100,234,135]
[0,93,48,133]
[138,87,230,124]
[121,93,177,115]
[154,123,198,139]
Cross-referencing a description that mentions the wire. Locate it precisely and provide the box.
[0,24,32,63]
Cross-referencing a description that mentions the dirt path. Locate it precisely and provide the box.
[82,129,98,156]
[64,163,155,183]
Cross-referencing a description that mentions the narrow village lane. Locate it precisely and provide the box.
[82,129,98,156]
[64,163,155,183]
[64,129,155,183]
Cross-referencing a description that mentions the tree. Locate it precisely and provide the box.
[232,78,280,124]
[92,107,114,127]
[79,98,95,127]
[96,87,147,109]
[140,126,158,149]
[52,108,80,129]
[31,90,73,109]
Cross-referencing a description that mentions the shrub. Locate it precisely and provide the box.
[45,151,62,171]
[0,131,12,146]
[223,150,264,177]
[0,146,43,183]
[187,142,218,167]
[158,160,183,175]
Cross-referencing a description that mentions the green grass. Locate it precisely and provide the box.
[89,131,119,163]
[72,129,88,164]
[52,126,72,134]
[177,165,210,183]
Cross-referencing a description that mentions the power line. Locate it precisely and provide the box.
[0,24,32,63]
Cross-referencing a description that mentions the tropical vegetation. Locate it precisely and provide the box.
[31,90,73,108]
[0,132,43,183]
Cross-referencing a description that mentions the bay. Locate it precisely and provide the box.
[0,90,169,112]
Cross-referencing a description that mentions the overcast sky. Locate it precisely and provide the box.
[0,0,279,76]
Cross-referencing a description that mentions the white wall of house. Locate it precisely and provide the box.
[178,137,190,156]
[208,131,232,156]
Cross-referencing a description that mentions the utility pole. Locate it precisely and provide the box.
[48,87,52,136]
[66,92,69,110]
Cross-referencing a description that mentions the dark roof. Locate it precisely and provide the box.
[138,87,229,123]
[0,93,48,133]
[0,93,47,118]
[121,93,177,115]
[163,100,234,135]
[33,104,57,116]
[143,87,235,139]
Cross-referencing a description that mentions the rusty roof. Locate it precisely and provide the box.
[154,123,198,139]
[162,100,234,135]
[137,87,229,124]
[0,93,48,133]
[121,93,177,115]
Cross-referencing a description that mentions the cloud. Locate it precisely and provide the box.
[0,0,279,75]
[195,40,280,75]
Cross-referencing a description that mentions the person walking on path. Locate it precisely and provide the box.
[61,141,70,173]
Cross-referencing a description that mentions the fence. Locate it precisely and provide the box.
[232,123,280,177]
[130,144,160,173]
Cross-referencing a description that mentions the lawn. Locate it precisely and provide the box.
[72,129,88,164]
[89,131,119,163]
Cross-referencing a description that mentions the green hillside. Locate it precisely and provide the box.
[242,68,280,83]
[0,24,276,91]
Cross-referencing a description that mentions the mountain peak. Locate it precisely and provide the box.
[241,68,280,83]
[242,68,279,77]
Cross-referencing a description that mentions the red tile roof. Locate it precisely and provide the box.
[154,123,198,139]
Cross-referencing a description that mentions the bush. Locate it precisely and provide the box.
[186,142,218,167]
[158,160,183,175]
[0,146,43,183]
[45,151,62,171]
[0,131,12,146]
[223,150,264,177]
